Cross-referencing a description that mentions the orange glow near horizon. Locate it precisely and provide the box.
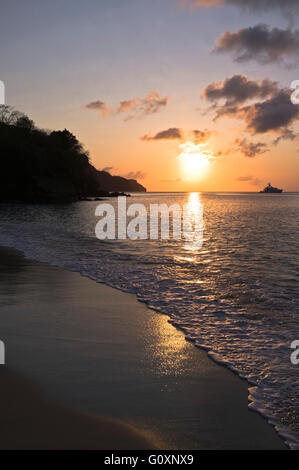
[178,142,213,181]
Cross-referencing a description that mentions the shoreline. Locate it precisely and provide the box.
[0,245,287,449]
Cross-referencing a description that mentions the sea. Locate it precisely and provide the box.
[0,192,298,448]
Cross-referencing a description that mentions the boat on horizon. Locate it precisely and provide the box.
[260,183,283,193]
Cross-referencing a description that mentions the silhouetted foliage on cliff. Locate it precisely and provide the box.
[0,106,146,203]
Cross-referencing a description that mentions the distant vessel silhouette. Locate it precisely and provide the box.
[260,183,283,193]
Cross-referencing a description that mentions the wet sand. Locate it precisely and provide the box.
[0,246,286,449]
[0,368,155,449]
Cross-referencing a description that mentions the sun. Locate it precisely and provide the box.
[178,142,213,181]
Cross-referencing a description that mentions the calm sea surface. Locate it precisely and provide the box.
[0,192,298,448]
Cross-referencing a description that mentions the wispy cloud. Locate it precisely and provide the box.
[192,129,214,144]
[181,0,299,26]
[85,100,112,117]
[101,166,115,172]
[273,128,297,145]
[117,92,168,120]
[141,128,183,141]
[235,138,268,158]
[122,170,147,180]
[140,127,214,143]
[85,92,168,121]
[237,175,263,186]
[182,0,298,14]
[237,175,254,182]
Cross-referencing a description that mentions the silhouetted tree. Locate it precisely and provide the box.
[0,106,145,202]
[15,115,35,130]
[0,105,24,125]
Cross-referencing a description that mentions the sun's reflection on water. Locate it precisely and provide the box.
[183,192,204,252]
[148,314,190,379]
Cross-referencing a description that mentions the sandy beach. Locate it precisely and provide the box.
[0,246,286,449]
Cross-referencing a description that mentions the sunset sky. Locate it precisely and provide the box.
[1,0,299,191]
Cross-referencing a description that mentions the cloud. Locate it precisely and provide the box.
[117,99,141,113]
[182,0,299,25]
[183,0,298,13]
[242,89,299,134]
[140,127,215,144]
[85,92,168,120]
[202,74,277,107]
[182,0,223,6]
[237,175,263,186]
[117,92,168,120]
[101,167,146,180]
[141,128,183,141]
[235,138,269,157]
[202,75,299,138]
[237,175,254,181]
[192,128,213,144]
[123,171,147,180]
[215,24,299,64]
[101,166,114,172]
[251,178,263,186]
[273,128,297,145]
[85,100,112,117]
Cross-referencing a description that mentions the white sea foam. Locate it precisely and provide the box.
[0,192,298,448]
